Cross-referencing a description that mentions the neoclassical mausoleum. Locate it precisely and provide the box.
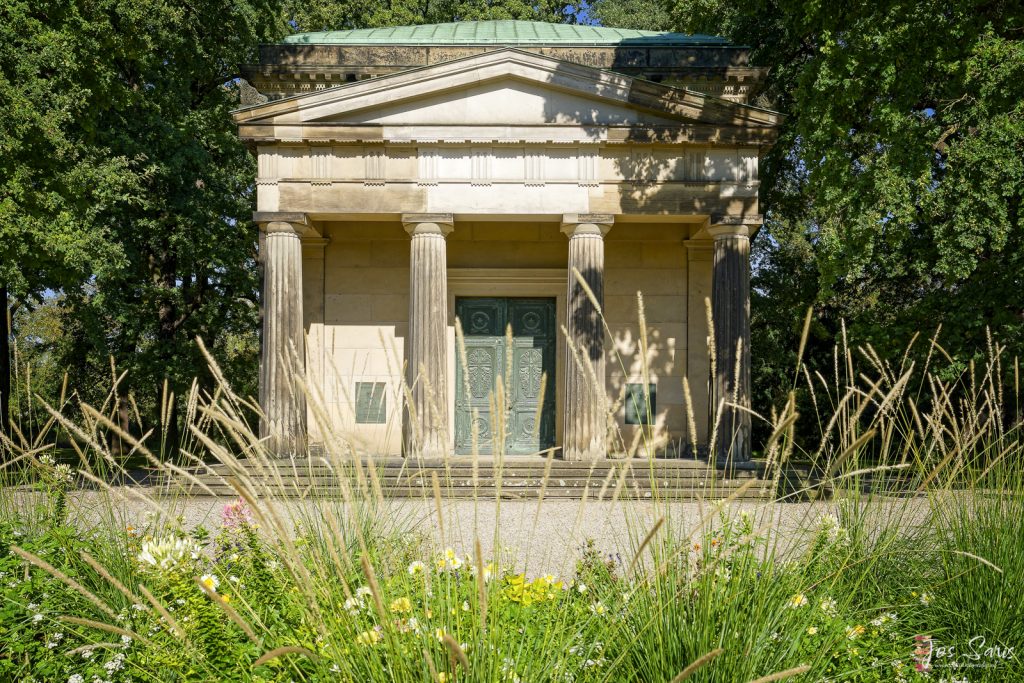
[234,21,779,464]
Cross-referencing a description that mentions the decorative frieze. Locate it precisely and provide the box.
[364,145,386,186]
[253,142,760,188]
[310,145,332,186]
[470,147,492,186]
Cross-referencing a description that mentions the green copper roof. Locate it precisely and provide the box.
[282,20,728,46]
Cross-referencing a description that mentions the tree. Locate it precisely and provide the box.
[61,0,284,449]
[589,0,669,31]
[286,0,583,33]
[0,1,138,438]
[2,0,284,450]
[663,0,1024,442]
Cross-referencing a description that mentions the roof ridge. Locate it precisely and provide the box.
[281,20,729,46]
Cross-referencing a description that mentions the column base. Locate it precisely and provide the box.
[561,443,606,462]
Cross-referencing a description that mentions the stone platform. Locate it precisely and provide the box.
[177,456,817,501]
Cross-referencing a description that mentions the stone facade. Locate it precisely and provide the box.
[236,43,778,462]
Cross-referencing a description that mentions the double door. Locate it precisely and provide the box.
[454,297,556,455]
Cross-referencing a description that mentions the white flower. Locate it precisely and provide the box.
[461,600,470,612]
[343,597,363,616]
[919,592,932,606]
[589,602,606,615]
[355,586,372,599]
[576,583,588,594]
[408,560,426,575]
[104,653,126,674]
[806,626,818,635]
[137,537,199,571]
[33,613,44,623]
[39,454,56,466]
[53,463,75,485]
[199,574,220,591]
[817,513,851,547]
[820,597,838,616]
[67,676,84,683]
[442,548,464,571]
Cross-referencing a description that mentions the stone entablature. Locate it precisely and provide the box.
[255,144,759,186]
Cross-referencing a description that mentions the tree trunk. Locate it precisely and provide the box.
[0,285,10,441]
[154,250,180,459]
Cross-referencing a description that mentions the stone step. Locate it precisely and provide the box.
[170,483,775,501]
[196,464,770,479]
[190,471,760,483]
[201,458,746,472]
[170,458,815,501]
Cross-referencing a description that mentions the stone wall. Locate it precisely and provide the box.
[307,219,705,457]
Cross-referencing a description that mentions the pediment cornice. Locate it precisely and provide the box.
[233,48,780,144]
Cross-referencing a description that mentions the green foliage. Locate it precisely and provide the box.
[589,0,670,32]
[287,0,583,33]
[1,0,282,443]
[664,0,1024,442]
[1,342,1023,681]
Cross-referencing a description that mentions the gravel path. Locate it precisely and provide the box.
[2,488,933,576]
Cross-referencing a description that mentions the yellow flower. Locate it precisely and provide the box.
[437,674,448,683]
[442,548,464,571]
[434,628,445,642]
[390,597,412,613]
[356,629,381,646]
[807,626,818,635]
[787,594,809,609]
[845,624,865,640]
[221,593,232,603]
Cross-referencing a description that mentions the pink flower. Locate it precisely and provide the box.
[222,498,254,529]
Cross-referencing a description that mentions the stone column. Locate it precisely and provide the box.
[403,213,453,459]
[561,214,613,461]
[259,221,306,454]
[708,221,753,467]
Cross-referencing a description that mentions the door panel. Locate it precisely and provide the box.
[455,297,556,455]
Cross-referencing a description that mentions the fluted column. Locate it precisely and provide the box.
[403,213,453,459]
[709,221,753,467]
[562,214,613,461]
[259,221,306,454]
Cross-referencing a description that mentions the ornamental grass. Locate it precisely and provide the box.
[0,297,1022,682]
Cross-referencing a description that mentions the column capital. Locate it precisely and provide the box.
[561,213,614,237]
[707,224,752,240]
[707,214,762,240]
[403,213,454,237]
[261,220,303,236]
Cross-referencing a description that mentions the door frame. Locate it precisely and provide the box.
[447,268,566,455]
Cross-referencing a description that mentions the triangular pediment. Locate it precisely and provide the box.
[234,48,780,132]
